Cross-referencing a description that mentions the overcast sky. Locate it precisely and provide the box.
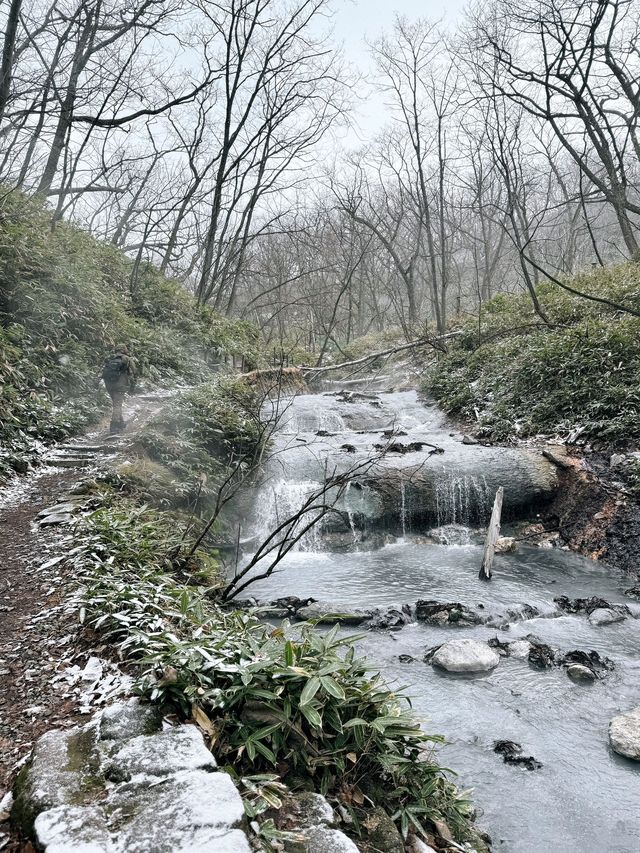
[331,0,469,141]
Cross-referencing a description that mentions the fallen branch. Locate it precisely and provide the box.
[299,333,463,376]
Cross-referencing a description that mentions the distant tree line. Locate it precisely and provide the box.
[1,0,639,350]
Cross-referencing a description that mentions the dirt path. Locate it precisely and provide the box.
[0,392,173,818]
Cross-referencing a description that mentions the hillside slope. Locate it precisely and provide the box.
[0,189,264,480]
[426,264,640,448]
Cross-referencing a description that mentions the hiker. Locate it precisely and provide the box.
[101,345,136,433]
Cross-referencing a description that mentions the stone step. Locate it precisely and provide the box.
[45,457,93,468]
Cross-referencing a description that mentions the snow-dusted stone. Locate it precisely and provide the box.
[99,699,161,743]
[34,805,114,853]
[109,725,216,777]
[588,608,626,626]
[431,639,500,673]
[406,839,439,853]
[566,664,596,683]
[302,826,360,852]
[13,725,102,821]
[609,707,640,760]
[13,704,252,852]
[507,640,532,659]
[115,770,246,851]
[285,792,334,829]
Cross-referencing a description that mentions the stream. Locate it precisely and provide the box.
[239,384,640,853]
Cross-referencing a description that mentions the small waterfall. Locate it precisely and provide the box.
[400,481,407,537]
[435,473,490,527]
[343,482,360,544]
[281,407,346,434]
[254,479,324,551]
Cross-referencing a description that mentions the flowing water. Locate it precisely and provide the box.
[241,386,640,853]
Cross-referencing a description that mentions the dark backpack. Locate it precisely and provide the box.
[102,353,128,385]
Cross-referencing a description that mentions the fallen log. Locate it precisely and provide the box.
[479,486,504,581]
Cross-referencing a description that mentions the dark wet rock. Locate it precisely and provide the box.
[609,707,640,760]
[362,806,404,853]
[250,596,316,618]
[8,457,29,474]
[486,603,541,628]
[562,649,614,675]
[524,636,614,677]
[368,605,413,630]
[566,664,597,683]
[462,435,479,445]
[554,595,630,617]
[340,444,356,453]
[624,585,640,599]
[381,429,408,438]
[493,740,542,771]
[487,638,532,658]
[295,601,372,625]
[398,654,416,663]
[373,440,443,455]
[315,430,336,437]
[527,640,558,669]
[316,530,393,552]
[415,600,482,627]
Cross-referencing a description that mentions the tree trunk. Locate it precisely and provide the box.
[0,0,22,125]
[479,487,503,581]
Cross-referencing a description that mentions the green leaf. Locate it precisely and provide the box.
[284,640,295,667]
[300,676,321,706]
[300,703,322,729]
[320,675,345,700]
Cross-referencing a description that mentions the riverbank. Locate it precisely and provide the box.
[0,382,489,853]
[422,265,640,577]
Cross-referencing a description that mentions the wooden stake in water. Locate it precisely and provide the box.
[479,486,504,581]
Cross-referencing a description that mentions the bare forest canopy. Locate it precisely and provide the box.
[2,0,640,350]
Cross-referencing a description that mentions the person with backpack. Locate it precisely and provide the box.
[101,345,136,433]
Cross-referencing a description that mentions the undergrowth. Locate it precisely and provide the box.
[118,377,267,511]
[425,264,640,446]
[0,187,265,479]
[73,499,478,848]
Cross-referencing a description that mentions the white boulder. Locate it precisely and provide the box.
[588,608,625,626]
[431,639,500,673]
[609,707,640,760]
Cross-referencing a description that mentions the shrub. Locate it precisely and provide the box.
[74,501,476,845]
[425,263,640,446]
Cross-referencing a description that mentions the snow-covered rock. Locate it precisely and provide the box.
[13,701,251,852]
[431,639,500,673]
